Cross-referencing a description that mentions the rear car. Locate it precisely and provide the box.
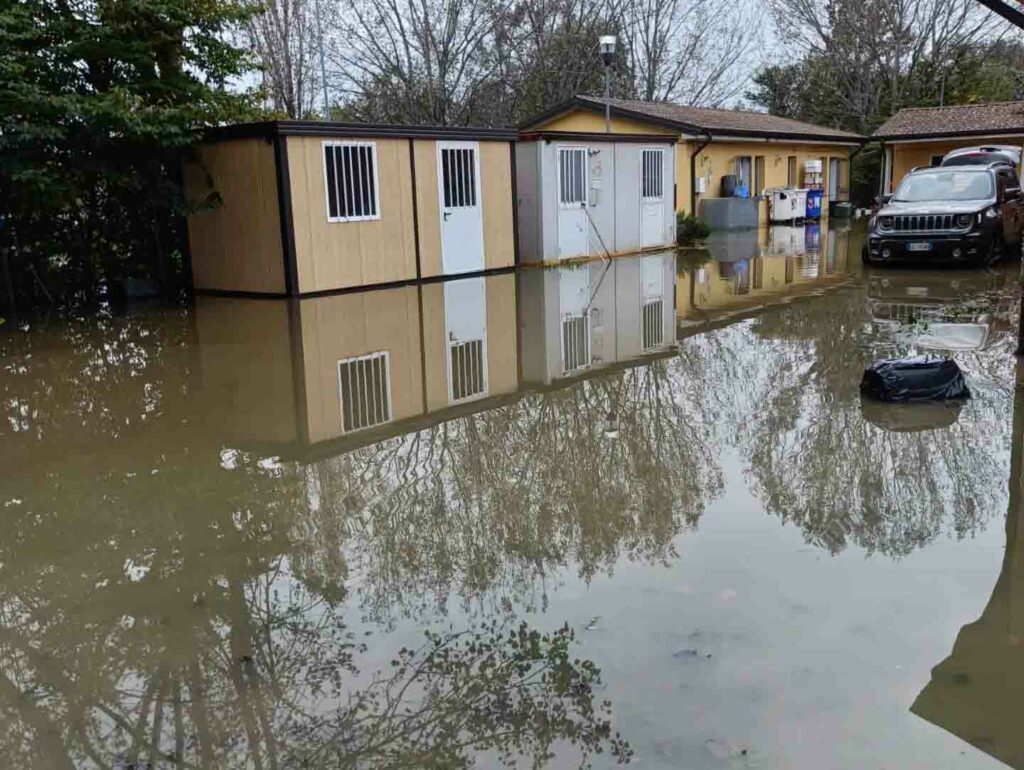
[941,145,1022,168]
[864,163,1023,265]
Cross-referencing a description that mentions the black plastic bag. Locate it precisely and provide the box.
[860,357,970,403]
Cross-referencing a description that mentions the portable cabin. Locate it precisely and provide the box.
[520,97,864,230]
[874,102,1024,193]
[518,252,677,384]
[193,272,519,455]
[182,121,519,296]
[514,132,677,261]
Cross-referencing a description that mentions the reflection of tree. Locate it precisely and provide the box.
[292,360,722,620]
[0,447,630,769]
[0,316,632,769]
[679,285,1015,557]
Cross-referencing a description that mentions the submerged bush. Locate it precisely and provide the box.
[677,213,711,243]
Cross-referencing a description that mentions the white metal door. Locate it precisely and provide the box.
[557,147,589,259]
[641,148,666,248]
[640,254,667,350]
[444,277,488,403]
[438,142,485,274]
[558,266,590,372]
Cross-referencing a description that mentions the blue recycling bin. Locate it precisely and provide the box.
[806,189,823,219]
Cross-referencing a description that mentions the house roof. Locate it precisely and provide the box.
[522,96,865,143]
[873,102,1024,141]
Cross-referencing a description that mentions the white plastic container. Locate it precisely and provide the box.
[769,188,809,222]
[769,189,800,222]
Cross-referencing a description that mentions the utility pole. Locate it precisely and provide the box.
[599,36,616,133]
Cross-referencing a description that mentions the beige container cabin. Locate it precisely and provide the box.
[183,121,519,296]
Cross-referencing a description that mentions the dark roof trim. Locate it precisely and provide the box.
[205,120,518,142]
[875,127,1024,142]
[521,97,867,144]
[520,130,678,144]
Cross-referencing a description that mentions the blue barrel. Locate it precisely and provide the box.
[806,189,823,219]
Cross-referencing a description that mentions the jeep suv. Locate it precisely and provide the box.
[864,162,1024,265]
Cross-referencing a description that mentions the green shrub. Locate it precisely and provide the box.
[676,213,711,244]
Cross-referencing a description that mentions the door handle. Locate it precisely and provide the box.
[443,211,452,221]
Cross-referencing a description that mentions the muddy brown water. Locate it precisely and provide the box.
[2,222,1024,769]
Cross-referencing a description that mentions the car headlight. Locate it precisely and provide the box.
[878,216,893,230]
[955,213,973,228]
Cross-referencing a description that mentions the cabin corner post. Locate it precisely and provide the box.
[510,142,521,265]
[273,133,300,296]
[409,139,423,280]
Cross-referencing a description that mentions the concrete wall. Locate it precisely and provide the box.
[183,139,287,294]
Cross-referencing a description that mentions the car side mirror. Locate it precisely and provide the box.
[878,194,892,206]
[1005,186,1022,201]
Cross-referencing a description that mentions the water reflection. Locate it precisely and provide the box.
[2,224,1024,768]
[678,224,853,329]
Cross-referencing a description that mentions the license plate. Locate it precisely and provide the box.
[907,242,932,252]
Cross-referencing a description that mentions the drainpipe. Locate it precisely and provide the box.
[690,129,713,218]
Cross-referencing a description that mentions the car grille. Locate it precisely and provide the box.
[888,214,959,232]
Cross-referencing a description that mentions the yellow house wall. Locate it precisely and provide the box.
[531,111,677,136]
[183,139,287,294]
[890,137,1024,190]
[287,136,418,293]
[297,287,424,443]
[687,141,853,220]
[415,140,516,278]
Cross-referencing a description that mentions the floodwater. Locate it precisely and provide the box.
[2,222,1024,769]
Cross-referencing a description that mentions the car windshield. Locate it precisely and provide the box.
[894,171,993,202]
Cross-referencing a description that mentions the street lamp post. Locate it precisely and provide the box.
[599,35,616,134]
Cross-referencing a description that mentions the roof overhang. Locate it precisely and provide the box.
[520,97,866,145]
[875,128,1024,143]
[204,120,519,143]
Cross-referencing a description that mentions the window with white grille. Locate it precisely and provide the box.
[450,339,486,401]
[642,149,664,200]
[337,352,391,433]
[561,314,590,372]
[642,299,664,351]
[558,148,587,207]
[441,148,478,208]
[323,142,380,222]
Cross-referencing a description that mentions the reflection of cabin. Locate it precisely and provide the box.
[518,253,676,385]
[193,273,519,455]
[183,122,518,296]
[911,396,1024,767]
[676,225,852,324]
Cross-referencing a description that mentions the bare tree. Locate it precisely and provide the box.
[247,0,328,117]
[619,0,762,105]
